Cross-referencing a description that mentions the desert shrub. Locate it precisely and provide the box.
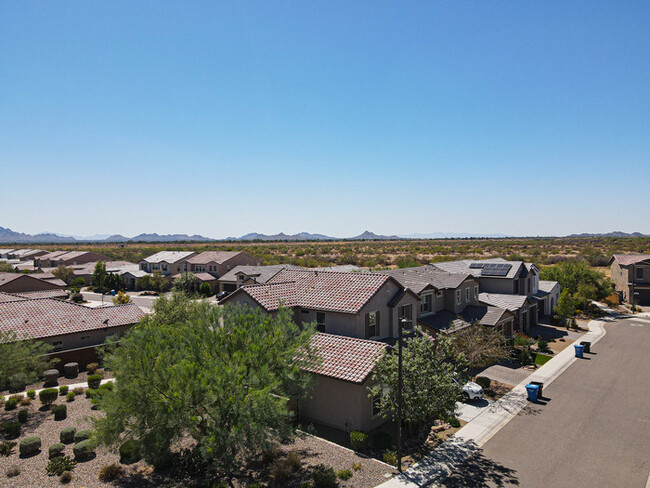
[270,457,293,485]
[17,408,28,423]
[85,388,96,398]
[53,404,67,421]
[73,429,93,443]
[382,450,397,466]
[49,443,66,459]
[6,465,20,478]
[3,422,21,439]
[312,464,337,488]
[44,369,59,385]
[59,385,69,396]
[261,445,280,464]
[59,470,73,483]
[73,439,96,461]
[27,389,36,399]
[98,463,123,482]
[40,388,59,406]
[4,398,18,411]
[71,293,84,303]
[66,392,75,402]
[448,417,461,428]
[286,450,301,471]
[73,387,85,395]
[537,338,551,354]
[19,436,41,456]
[352,462,363,471]
[86,362,99,374]
[0,441,16,456]
[349,431,368,451]
[46,455,77,475]
[118,439,141,464]
[8,373,28,392]
[519,349,533,365]
[369,430,392,451]
[60,427,76,444]
[87,374,102,389]
[475,376,491,390]
[337,468,353,480]
[19,396,32,406]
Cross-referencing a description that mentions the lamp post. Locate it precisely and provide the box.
[397,317,407,472]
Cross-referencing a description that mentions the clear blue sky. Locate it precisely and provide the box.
[1,1,648,238]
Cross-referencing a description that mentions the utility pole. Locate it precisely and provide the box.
[397,317,406,472]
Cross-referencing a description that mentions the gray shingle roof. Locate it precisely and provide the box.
[431,259,525,280]
[376,266,474,293]
[538,280,559,293]
[479,292,529,311]
[418,304,510,333]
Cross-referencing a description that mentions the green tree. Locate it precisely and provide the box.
[369,332,466,432]
[136,271,170,292]
[198,282,212,297]
[93,296,317,483]
[555,290,575,326]
[452,323,510,372]
[92,261,108,293]
[0,331,56,391]
[0,262,14,272]
[540,260,612,300]
[52,266,75,285]
[112,291,131,305]
[172,272,199,294]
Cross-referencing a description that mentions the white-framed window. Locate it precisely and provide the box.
[456,290,461,305]
[316,312,326,332]
[399,304,413,329]
[420,294,432,313]
[474,285,479,299]
[465,287,470,302]
[366,311,379,338]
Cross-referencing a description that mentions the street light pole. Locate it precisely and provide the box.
[397,317,406,473]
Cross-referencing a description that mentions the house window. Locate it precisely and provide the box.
[366,311,379,338]
[316,312,326,332]
[465,287,470,302]
[399,304,413,329]
[474,286,479,299]
[636,267,644,280]
[420,294,432,313]
[456,290,461,305]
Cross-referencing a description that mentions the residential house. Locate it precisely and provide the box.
[139,251,197,276]
[217,264,302,293]
[170,272,219,293]
[0,249,16,259]
[0,272,67,294]
[36,251,112,268]
[479,293,537,334]
[220,269,420,341]
[297,333,389,432]
[609,254,650,305]
[7,249,47,261]
[183,251,261,278]
[536,281,561,315]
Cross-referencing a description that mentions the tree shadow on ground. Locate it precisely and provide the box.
[438,450,519,488]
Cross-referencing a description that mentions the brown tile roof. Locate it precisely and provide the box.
[0,298,145,341]
[242,281,299,310]
[186,251,245,265]
[297,333,388,384]
[0,292,28,304]
[10,290,69,300]
[611,254,650,266]
[0,273,65,290]
[171,272,217,282]
[479,293,529,312]
[377,267,474,294]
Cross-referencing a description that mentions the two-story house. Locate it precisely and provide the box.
[183,251,261,277]
[217,264,302,293]
[36,251,112,268]
[609,254,650,305]
[139,251,197,276]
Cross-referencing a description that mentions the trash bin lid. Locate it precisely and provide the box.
[574,344,584,349]
[525,384,540,391]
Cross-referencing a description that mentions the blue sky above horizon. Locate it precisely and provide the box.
[1,1,649,239]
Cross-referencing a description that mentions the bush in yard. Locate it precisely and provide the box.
[44,368,59,385]
[349,431,368,451]
[53,404,67,420]
[519,349,533,366]
[73,439,96,461]
[4,398,18,411]
[199,282,212,297]
[27,389,36,399]
[73,387,84,395]
[74,429,93,443]
[270,457,293,485]
[40,387,59,406]
[537,338,551,354]
[19,436,41,456]
[98,463,123,482]
[64,362,79,378]
[0,441,16,456]
[3,422,21,439]
[85,388,96,398]
[475,376,491,390]
[337,468,353,480]
[8,372,28,392]
[382,450,397,466]
[59,385,69,396]
[6,465,20,478]
[286,450,301,471]
[118,439,142,464]
[59,470,73,484]
[49,443,66,458]
[86,362,99,374]
[19,396,32,406]
[60,427,76,444]
[312,464,337,488]
[370,430,392,451]
[17,408,28,423]
[448,417,461,428]
[71,293,84,303]
[87,374,102,389]
[66,392,75,402]
[46,455,77,475]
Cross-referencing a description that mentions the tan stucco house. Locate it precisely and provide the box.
[609,254,650,305]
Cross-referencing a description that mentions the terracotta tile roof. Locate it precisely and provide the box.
[186,251,244,265]
[242,281,299,310]
[611,254,650,266]
[297,333,388,384]
[38,251,68,261]
[0,292,28,304]
[142,251,195,264]
[0,298,145,341]
[218,264,301,283]
[377,267,474,293]
[10,290,69,300]
[0,273,65,290]
[171,272,217,281]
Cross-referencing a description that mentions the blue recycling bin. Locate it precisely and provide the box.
[574,344,584,358]
[525,384,540,402]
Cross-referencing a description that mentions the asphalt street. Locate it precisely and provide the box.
[441,315,650,488]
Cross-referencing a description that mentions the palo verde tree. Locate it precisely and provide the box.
[452,323,510,373]
[93,294,318,484]
[52,265,75,285]
[0,331,56,392]
[370,331,467,432]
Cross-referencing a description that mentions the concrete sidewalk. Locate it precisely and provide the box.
[377,312,611,488]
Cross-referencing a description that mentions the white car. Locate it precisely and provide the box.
[461,381,484,401]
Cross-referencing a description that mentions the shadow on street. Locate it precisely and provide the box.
[437,450,520,488]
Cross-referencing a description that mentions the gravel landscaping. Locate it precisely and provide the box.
[1,390,395,487]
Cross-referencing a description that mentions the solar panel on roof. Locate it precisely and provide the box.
[480,263,512,277]
[469,263,484,269]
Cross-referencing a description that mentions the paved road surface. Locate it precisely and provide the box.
[441,316,650,488]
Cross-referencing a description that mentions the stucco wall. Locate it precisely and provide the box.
[0,275,65,293]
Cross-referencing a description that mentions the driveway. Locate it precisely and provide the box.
[456,399,494,423]
[81,291,158,309]
[441,315,650,488]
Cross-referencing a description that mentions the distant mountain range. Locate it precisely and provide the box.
[225,230,401,241]
[565,231,649,238]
